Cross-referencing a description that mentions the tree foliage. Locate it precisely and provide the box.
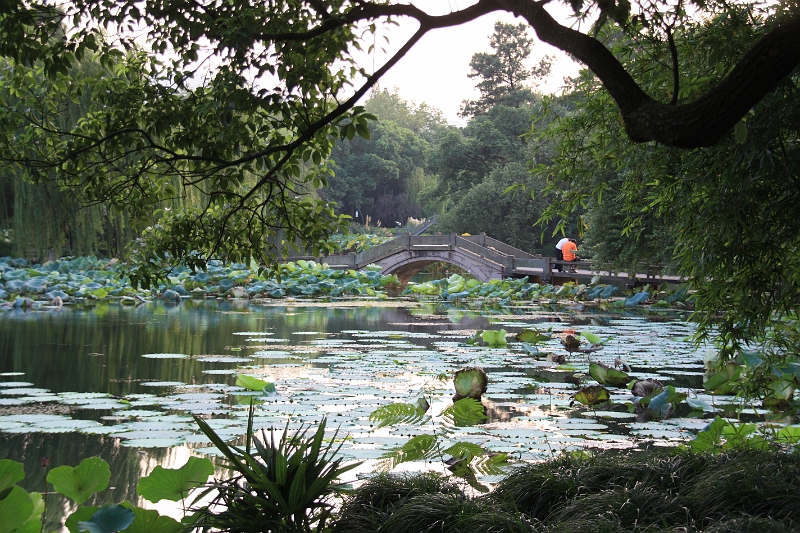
[536,6,800,366]
[460,21,552,117]
[1,0,799,284]
[323,89,439,225]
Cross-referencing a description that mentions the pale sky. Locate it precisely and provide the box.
[121,0,583,125]
[365,2,583,124]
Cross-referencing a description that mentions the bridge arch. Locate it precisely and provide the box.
[374,249,503,288]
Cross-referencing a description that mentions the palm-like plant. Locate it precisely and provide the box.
[192,405,360,533]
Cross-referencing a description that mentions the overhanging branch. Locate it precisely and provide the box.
[504,0,800,147]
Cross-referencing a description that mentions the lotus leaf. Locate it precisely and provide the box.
[600,284,619,298]
[121,505,183,533]
[235,374,275,393]
[631,378,664,397]
[637,386,686,421]
[481,329,507,347]
[0,459,24,492]
[624,291,649,306]
[137,456,214,503]
[194,272,212,283]
[77,505,135,533]
[691,417,731,452]
[581,332,603,344]
[572,385,611,407]
[589,361,630,387]
[47,457,110,505]
[453,367,488,401]
[685,396,714,411]
[515,328,551,344]
[0,485,34,533]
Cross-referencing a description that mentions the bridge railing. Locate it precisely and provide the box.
[461,233,537,259]
[357,235,409,265]
[454,235,513,270]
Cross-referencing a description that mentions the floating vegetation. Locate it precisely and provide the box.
[0,255,695,315]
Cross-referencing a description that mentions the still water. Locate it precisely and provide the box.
[0,298,712,527]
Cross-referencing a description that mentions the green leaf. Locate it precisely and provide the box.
[66,507,99,533]
[442,441,484,460]
[703,371,730,392]
[78,505,135,533]
[355,122,371,140]
[377,434,437,471]
[123,505,184,533]
[691,416,727,452]
[515,328,551,344]
[581,331,604,344]
[441,398,488,427]
[776,426,800,445]
[589,361,630,387]
[236,374,274,392]
[734,120,747,144]
[47,457,110,505]
[20,492,44,533]
[481,329,507,347]
[0,460,25,492]
[0,486,34,533]
[572,385,610,406]
[137,457,214,503]
[472,452,509,476]
[369,403,427,428]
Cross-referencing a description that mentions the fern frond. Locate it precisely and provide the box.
[369,402,428,429]
[441,398,488,429]
[442,441,484,461]
[376,434,438,471]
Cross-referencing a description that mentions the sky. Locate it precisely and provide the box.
[364,1,583,125]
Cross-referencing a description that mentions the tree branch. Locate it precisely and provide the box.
[502,0,800,147]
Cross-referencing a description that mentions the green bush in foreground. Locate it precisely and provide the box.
[334,448,800,533]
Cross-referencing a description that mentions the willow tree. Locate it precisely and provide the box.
[0,54,142,261]
[1,0,798,284]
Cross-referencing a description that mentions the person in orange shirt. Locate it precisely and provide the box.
[562,239,579,269]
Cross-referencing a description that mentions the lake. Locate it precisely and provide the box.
[0,297,718,527]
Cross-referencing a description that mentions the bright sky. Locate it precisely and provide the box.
[367,1,583,124]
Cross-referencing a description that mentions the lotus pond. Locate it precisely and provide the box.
[1,258,793,528]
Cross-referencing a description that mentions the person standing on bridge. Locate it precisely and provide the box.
[562,239,579,272]
[555,237,569,272]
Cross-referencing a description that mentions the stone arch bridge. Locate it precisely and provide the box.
[289,233,680,288]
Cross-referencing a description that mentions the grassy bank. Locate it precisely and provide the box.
[332,448,800,533]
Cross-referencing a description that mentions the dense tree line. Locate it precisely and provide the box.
[325,23,573,256]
